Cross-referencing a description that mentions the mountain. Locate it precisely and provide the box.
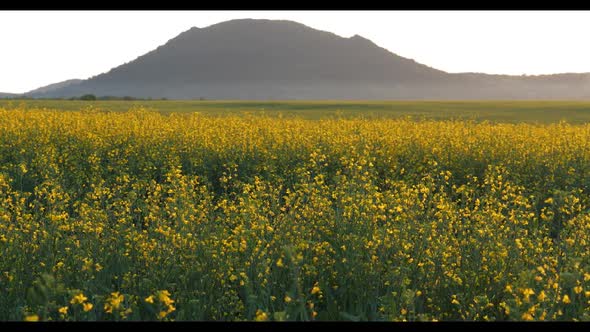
[0,92,19,98]
[25,79,83,97]
[32,19,590,100]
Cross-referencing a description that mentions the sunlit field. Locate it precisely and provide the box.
[2,102,590,321]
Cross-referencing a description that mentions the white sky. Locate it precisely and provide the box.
[1,10,590,93]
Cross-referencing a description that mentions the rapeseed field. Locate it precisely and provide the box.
[2,107,590,321]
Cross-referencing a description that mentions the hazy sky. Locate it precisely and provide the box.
[1,10,590,93]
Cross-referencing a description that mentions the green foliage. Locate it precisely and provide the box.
[79,94,97,101]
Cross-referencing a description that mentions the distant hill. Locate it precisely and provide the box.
[28,19,590,100]
[25,79,83,97]
[0,92,20,98]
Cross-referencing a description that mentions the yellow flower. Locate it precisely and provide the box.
[276,258,284,268]
[522,288,535,302]
[145,295,155,304]
[540,311,547,320]
[158,311,168,319]
[537,290,546,301]
[284,295,292,303]
[229,274,238,282]
[254,309,268,321]
[311,286,321,295]
[83,303,93,312]
[110,292,124,308]
[82,259,93,272]
[451,299,460,305]
[521,312,534,321]
[105,292,125,313]
[166,304,176,314]
[574,286,583,294]
[563,295,571,304]
[158,290,174,306]
[401,308,407,315]
[58,306,68,315]
[24,314,39,322]
[70,293,88,305]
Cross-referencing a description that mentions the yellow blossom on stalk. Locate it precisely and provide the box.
[82,259,93,272]
[58,306,68,315]
[284,295,292,303]
[311,282,321,295]
[563,295,571,304]
[110,292,124,307]
[574,286,583,294]
[83,303,93,312]
[540,311,547,320]
[145,295,155,304]
[24,315,39,322]
[276,258,284,268]
[522,288,535,302]
[255,309,268,321]
[70,293,88,305]
[158,290,174,306]
[104,304,113,314]
[538,290,546,301]
[105,292,124,313]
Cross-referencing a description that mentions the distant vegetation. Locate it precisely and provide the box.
[72,95,169,101]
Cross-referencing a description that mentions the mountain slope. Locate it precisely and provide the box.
[26,79,83,97]
[38,19,590,100]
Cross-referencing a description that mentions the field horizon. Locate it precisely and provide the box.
[3,99,590,123]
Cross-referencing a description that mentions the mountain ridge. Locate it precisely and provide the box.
[24,19,590,100]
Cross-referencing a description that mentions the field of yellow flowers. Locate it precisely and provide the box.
[2,106,590,321]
